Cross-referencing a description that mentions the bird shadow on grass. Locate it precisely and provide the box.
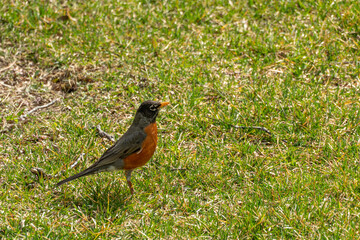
[54,179,133,214]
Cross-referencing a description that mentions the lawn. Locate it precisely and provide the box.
[1,0,360,238]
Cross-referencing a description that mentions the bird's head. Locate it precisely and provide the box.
[134,100,170,125]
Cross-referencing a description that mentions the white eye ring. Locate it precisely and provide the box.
[149,105,157,111]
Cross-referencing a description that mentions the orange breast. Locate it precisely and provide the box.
[123,123,158,170]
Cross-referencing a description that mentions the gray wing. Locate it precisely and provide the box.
[56,128,146,187]
[92,128,146,168]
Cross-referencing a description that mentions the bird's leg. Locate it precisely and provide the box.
[125,170,134,194]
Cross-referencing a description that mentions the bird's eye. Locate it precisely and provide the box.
[149,105,157,111]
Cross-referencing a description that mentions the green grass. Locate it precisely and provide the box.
[1,0,360,238]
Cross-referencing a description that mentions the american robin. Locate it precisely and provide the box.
[57,100,169,194]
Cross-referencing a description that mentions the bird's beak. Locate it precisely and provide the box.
[160,102,170,108]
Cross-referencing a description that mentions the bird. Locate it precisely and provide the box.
[56,100,169,194]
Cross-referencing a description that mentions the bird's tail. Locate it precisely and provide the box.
[56,168,97,186]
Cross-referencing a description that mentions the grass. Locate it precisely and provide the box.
[1,0,360,238]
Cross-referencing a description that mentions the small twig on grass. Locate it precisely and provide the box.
[0,81,13,88]
[0,59,17,73]
[96,125,115,142]
[30,153,84,180]
[20,99,59,121]
[207,117,287,143]
[69,154,82,169]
